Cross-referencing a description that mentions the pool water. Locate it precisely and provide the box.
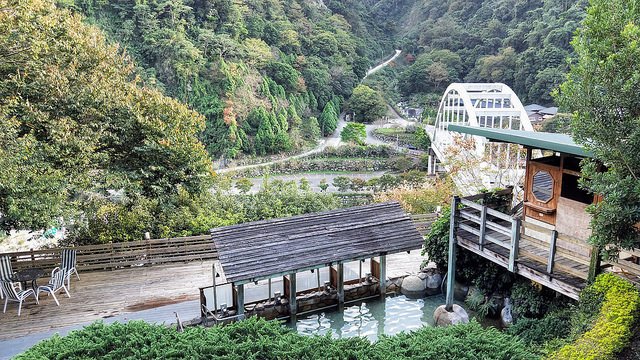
[292,294,456,341]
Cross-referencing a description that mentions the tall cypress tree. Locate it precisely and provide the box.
[318,101,338,136]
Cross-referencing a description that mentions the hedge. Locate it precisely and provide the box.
[18,318,538,360]
[548,273,640,360]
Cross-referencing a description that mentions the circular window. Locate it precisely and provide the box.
[532,170,553,203]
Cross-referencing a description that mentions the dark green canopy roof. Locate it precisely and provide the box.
[447,125,592,158]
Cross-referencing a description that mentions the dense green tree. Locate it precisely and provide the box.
[318,102,339,136]
[301,116,321,140]
[235,178,254,194]
[556,0,640,258]
[347,85,388,123]
[414,127,432,150]
[0,0,212,231]
[340,122,366,145]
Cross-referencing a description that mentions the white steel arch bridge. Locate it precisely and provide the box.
[428,83,534,195]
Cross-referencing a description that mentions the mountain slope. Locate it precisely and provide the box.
[368,0,587,106]
[62,0,381,159]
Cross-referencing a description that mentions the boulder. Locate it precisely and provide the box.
[501,297,513,328]
[401,275,426,298]
[425,273,443,296]
[433,304,470,326]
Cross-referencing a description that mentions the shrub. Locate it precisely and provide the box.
[511,281,550,319]
[548,273,640,360]
[340,122,366,145]
[508,309,573,348]
[18,318,538,360]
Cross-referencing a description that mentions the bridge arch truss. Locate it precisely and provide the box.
[430,83,534,194]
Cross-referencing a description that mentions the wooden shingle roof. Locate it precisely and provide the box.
[211,202,423,284]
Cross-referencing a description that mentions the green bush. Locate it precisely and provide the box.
[18,318,538,360]
[68,180,340,245]
[548,273,640,360]
[508,309,573,348]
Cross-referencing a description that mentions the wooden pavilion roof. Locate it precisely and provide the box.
[211,202,423,284]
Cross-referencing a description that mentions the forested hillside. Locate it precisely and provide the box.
[367,0,587,107]
[60,0,381,159]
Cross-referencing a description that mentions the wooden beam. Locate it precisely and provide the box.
[379,255,386,299]
[509,217,521,272]
[446,196,460,311]
[547,230,558,274]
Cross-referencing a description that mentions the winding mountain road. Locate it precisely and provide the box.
[364,49,402,79]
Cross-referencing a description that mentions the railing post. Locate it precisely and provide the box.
[478,206,487,251]
[547,230,558,274]
[445,196,460,311]
[587,246,601,283]
[508,217,521,272]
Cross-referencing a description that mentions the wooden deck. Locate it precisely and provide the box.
[0,260,215,340]
[454,197,591,300]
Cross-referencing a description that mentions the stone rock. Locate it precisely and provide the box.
[401,275,426,298]
[417,272,428,280]
[454,282,469,301]
[425,273,443,296]
[501,297,513,328]
[433,304,470,327]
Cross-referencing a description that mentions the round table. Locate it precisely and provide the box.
[11,268,45,292]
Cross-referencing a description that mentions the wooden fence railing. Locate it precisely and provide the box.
[454,195,594,279]
[2,235,217,276]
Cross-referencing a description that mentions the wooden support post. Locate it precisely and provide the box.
[445,196,460,311]
[289,273,297,316]
[588,246,601,283]
[547,230,558,274]
[337,263,345,304]
[478,206,487,251]
[379,255,387,299]
[508,217,521,272]
[235,283,244,317]
[268,278,272,302]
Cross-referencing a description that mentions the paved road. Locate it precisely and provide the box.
[364,50,402,79]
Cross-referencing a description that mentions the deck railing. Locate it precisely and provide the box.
[2,234,217,274]
[457,197,521,271]
[453,195,595,279]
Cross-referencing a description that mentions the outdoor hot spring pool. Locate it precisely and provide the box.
[289,294,464,341]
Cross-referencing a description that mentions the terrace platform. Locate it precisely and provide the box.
[0,260,215,340]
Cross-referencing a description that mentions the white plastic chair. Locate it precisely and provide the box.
[0,256,15,300]
[60,249,79,288]
[37,267,70,306]
[1,280,38,316]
